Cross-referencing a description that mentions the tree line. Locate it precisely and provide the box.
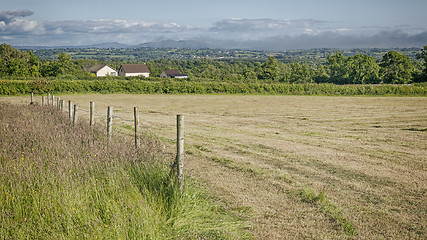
[1,43,426,84]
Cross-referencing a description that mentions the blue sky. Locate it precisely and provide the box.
[1,0,426,50]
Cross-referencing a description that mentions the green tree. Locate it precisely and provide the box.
[0,43,40,77]
[347,54,380,84]
[416,45,427,82]
[379,51,414,84]
[290,63,313,83]
[327,52,349,84]
[40,60,59,77]
[244,68,257,80]
[259,56,280,81]
[313,65,329,83]
[56,52,72,75]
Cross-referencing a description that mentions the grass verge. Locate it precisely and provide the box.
[0,102,251,239]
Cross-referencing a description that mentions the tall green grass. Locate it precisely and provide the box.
[0,103,251,239]
[1,79,426,96]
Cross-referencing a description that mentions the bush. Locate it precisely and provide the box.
[1,79,426,96]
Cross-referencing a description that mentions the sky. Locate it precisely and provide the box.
[1,0,426,50]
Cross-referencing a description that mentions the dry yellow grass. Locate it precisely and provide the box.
[2,94,426,239]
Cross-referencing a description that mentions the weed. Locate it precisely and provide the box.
[194,144,211,152]
[295,187,356,236]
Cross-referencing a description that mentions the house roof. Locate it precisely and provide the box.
[85,64,116,73]
[163,69,187,77]
[120,64,150,73]
[163,70,181,75]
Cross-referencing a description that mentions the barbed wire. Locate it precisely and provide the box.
[58,100,177,144]
[38,97,180,167]
[140,123,177,143]
[112,115,134,123]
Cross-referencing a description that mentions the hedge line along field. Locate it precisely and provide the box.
[0,102,251,239]
[1,95,426,239]
[1,79,427,96]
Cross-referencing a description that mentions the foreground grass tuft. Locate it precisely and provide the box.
[0,103,251,239]
[296,187,356,236]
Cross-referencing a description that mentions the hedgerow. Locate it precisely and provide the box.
[1,79,426,96]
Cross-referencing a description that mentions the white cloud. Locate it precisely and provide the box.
[0,11,425,49]
[210,18,325,33]
[208,30,427,50]
[0,10,33,23]
[9,19,39,32]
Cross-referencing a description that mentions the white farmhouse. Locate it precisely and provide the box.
[118,64,150,77]
[85,64,117,77]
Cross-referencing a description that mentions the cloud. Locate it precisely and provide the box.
[0,14,200,45]
[0,10,33,23]
[1,12,425,49]
[211,18,325,32]
[206,30,427,50]
[0,10,40,35]
[209,18,328,39]
[42,19,194,35]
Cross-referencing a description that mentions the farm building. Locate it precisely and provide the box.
[160,70,188,79]
[118,64,150,77]
[85,64,117,77]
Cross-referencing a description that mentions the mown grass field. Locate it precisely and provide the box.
[2,94,426,239]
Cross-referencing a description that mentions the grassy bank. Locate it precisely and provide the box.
[0,103,251,239]
[1,79,426,96]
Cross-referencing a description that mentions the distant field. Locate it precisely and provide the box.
[2,95,426,239]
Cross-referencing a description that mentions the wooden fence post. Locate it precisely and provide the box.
[68,100,73,121]
[42,96,45,106]
[107,106,113,144]
[176,114,184,192]
[60,100,64,111]
[134,107,139,147]
[90,102,95,127]
[73,104,78,126]
[30,93,34,105]
[57,97,61,110]
[51,95,55,106]
[47,93,50,106]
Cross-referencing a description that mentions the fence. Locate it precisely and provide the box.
[35,93,185,190]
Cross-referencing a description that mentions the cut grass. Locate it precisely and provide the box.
[2,94,426,239]
[295,187,356,236]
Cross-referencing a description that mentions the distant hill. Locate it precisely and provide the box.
[15,40,210,50]
[137,40,209,49]
[77,42,134,49]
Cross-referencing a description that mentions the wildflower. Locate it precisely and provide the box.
[69,170,72,173]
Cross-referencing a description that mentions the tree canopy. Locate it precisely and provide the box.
[380,51,414,84]
[0,43,426,84]
[0,43,40,77]
[416,46,427,82]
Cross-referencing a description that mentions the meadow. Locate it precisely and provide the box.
[1,94,426,239]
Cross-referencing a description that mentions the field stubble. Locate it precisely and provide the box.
[2,95,426,239]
